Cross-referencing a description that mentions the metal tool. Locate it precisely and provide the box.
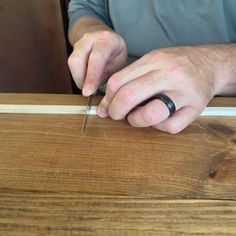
[81,94,94,133]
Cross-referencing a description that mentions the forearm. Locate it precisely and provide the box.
[68,16,113,46]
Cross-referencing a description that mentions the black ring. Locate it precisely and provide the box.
[153,94,176,117]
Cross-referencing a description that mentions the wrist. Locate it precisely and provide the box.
[196,44,236,96]
[69,16,113,46]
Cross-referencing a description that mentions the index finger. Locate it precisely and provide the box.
[82,40,114,96]
[98,55,161,113]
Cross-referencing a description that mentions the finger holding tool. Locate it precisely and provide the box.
[81,93,95,133]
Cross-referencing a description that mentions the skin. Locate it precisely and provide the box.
[68,16,236,134]
[68,17,127,95]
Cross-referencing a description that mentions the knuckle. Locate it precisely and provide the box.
[192,93,209,108]
[107,75,120,94]
[119,87,135,104]
[186,81,199,95]
[98,31,123,48]
[68,53,84,69]
[67,54,77,67]
[108,106,122,121]
[179,54,192,65]
[144,50,164,62]
[143,108,158,124]
[96,32,116,50]
[142,52,156,62]
[94,40,107,49]
[90,51,105,62]
[109,111,120,121]
[165,122,182,134]
[83,31,114,44]
[164,66,185,80]
[82,32,91,41]
[86,74,96,81]
[99,30,113,41]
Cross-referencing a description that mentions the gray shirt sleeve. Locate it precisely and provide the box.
[68,0,112,30]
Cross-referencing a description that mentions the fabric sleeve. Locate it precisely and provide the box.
[68,0,112,30]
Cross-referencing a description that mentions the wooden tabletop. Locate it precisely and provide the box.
[0,93,235,235]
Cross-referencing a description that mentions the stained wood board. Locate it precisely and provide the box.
[0,192,235,235]
[0,93,235,235]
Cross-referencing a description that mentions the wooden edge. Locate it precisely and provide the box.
[0,93,235,106]
[0,192,235,234]
[0,93,98,105]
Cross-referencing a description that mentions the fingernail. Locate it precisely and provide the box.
[97,105,108,118]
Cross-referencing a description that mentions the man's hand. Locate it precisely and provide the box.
[98,45,235,134]
[68,30,127,96]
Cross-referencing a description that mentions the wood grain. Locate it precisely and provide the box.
[0,192,235,235]
[0,93,235,106]
[0,94,235,235]
[0,109,235,198]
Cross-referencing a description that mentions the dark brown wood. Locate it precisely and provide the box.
[0,0,72,93]
[0,94,235,199]
[0,94,235,235]
[0,192,236,235]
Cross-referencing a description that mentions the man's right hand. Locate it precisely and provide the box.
[68,30,127,96]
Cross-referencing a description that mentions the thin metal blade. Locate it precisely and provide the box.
[81,95,94,133]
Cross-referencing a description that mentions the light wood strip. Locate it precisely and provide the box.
[0,104,235,116]
[0,104,97,115]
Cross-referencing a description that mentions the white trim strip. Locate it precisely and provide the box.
[0,105,97,115]
[200,107,236,116]
[0,105,235,116]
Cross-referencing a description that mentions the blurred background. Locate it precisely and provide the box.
[0,0,79,94]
